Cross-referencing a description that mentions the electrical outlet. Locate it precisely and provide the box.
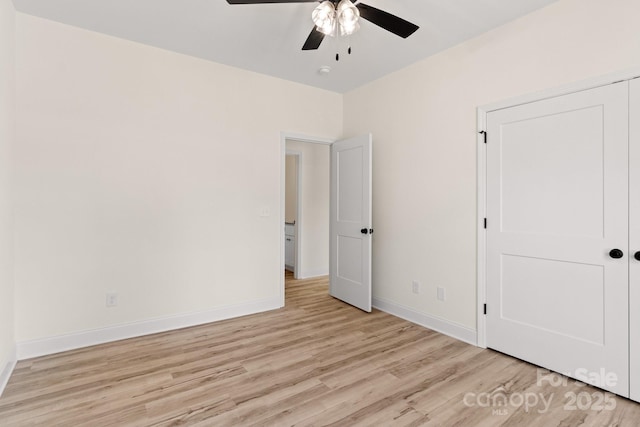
[412,280,420,294]
[437,287,446,302]
[106,292,118,307]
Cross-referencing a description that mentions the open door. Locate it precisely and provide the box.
[329,134,372,312]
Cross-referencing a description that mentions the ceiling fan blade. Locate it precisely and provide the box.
[226,0,317,4]
[356,3,419,38]
[302,27,325,50]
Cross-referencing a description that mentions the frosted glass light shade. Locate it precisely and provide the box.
[337,0,360,35]
[312,1,336,36]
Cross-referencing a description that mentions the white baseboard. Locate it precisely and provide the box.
[297,269,329,279]
[17,297,282,360]
[0,344,17,398]
[373,297,477,346]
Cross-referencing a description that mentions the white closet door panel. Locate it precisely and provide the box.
[500,105,604,237]
[487,81,629,396]
[630,78,640,402]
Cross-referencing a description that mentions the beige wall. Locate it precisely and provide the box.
[344,0,640,330]
[14,14,342,342]
[0,0,16,381]
[286,140,330,278]
[284,155,297,224]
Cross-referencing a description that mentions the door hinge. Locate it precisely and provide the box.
[483,218,487,229]
[479,130,487,144]
[484,304,487,315]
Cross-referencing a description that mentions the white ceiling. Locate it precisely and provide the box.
[13,0,559,93]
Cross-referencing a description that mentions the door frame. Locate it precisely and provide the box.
[476,67,640,348]
[280,132,334,307]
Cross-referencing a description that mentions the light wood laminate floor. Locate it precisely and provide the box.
[1,272,639,426]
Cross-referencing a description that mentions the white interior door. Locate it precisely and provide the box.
[630,78,640,402]
[486,82,629,396]
[330,134,372,312]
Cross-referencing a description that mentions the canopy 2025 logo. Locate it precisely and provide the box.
[462,368,618,416]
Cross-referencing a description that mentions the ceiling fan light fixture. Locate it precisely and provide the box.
[312,1,336,36]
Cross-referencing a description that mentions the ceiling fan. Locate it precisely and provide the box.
[225,0,419,52]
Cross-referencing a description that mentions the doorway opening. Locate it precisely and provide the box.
[280,133,333,306]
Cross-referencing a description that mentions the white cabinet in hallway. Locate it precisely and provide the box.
[285,223,295,272]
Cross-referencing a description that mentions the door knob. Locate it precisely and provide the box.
[361,228,369,234]
[609,249,624,259]
[635,251,640,261]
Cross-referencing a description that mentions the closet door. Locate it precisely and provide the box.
[631,78,640,402]
[486,81,629,396]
